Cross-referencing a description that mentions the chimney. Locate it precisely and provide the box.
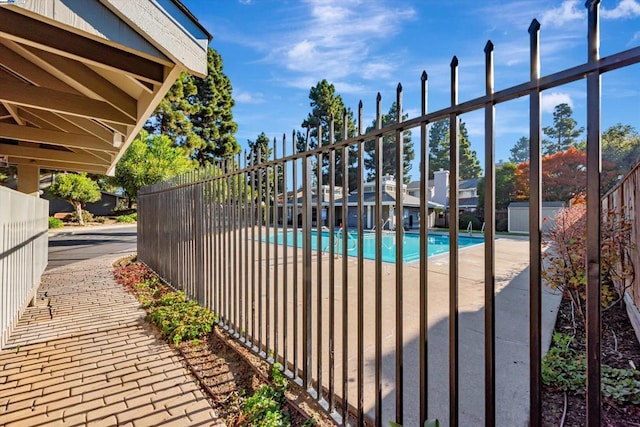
[433,169,449,206]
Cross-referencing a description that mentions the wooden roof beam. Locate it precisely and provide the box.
[0,7,165,85]
[0,78,136,126]
[10,43,137,120]
[0,142,109,166]
[0,122,118,153]
[19,108,118,145]
[8,156,108,174]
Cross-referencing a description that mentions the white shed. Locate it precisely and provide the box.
[508,201,566,233]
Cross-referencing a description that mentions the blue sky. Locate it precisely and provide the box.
[181,0,640,181]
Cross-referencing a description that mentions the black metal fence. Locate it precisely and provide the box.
[138,2,639,425]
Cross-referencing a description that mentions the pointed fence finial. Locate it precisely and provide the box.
[421,70,428,81]
[484,40,494,53]
[450,56,458,67]
[529,18,540,33]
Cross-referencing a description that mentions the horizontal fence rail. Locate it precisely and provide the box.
[138,2,639,425]
[0,187,48,349]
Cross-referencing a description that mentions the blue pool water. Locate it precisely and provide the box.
[265,230,483,263]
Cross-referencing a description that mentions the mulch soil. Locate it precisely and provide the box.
[113,257,336,426]
[542,294,640,426]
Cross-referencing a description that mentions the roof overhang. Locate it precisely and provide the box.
[0,0,210,175]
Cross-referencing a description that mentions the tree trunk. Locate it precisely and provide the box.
[75,201,84,225]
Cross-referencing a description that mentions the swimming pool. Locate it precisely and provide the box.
[265,230,483,263]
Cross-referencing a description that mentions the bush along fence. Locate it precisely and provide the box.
[138,3,640,426]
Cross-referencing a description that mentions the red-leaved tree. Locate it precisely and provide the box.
[514,147,618,202]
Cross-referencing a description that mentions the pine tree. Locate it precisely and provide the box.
[428,120,482,180]
[190,48,239,163]
[509,136,530,164]
[300,80,357,190]
[144,47,238,164]
[542,103,583,156]
[364,102,415,183]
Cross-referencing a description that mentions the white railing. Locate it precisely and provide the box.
[0,187,48,349]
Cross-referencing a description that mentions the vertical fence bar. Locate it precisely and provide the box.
[374,92,383,426]
[328,116,336,412]
[282,134,289,369]
[266,145,272,356]
[528,19,543,427]
[449,55,460,427]
[341,108,350,423]
[315,123,324,401]
[484,40,497,427]
[258,148,264,349]
[227,160,233,326]
[244,152,249,341]
[586,2,602,425]
[250,152,257,348]
[302,128,313,389]
[273,137,279,361]
[419,70,430,426]
[216,162,223,321]
[394,83,405,425]
[292,130,300,378]
[234,155,239,331]
[357,100,365,427]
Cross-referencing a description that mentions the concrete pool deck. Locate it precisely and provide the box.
[241,232,562,426]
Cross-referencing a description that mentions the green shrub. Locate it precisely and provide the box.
[459,214,482,231]
[116,213,136,223]
[48,217,64,229]
[542,332,640,404]
[147,291,216,345]
[496,218,509,232]
[243,363,291,427]
[67,210,95,224]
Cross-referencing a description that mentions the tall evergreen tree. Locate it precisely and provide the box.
[299,80,357,190]
[143,72,197,144]
[509,136,530,164]
[428,119,482,180]
[364,102,414,183]
[144,47,238,164]
[190,48,239,163]
[542,103,583,155]
[246,132,273,202]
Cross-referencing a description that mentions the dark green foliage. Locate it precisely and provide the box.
[144,48,238,163]
[509,136,530,164]
[477,162,517,210]
[146,291,216,346]
[428,120,482,180]
[542,103,583,156]
[114,130,196,202]
[189,48,239,162]
[48,217,64,229]
[496,218,509,232]
[48,173,101,225]
[116,213,137,223]
[299,80,358,189]
[459,214,482,231]
[542,333,640,405]
[364,101,415,184]
[243,363,292,427]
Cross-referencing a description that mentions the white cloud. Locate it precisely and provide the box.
[541,0,584,27]
[235,91,266,104]
[601,0,640,19]
[269,0,416,87]
[541,92,573,113]
[238,0,253,4]
[631,31,640,45]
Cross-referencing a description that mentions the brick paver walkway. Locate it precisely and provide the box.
[0,255,221,426]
